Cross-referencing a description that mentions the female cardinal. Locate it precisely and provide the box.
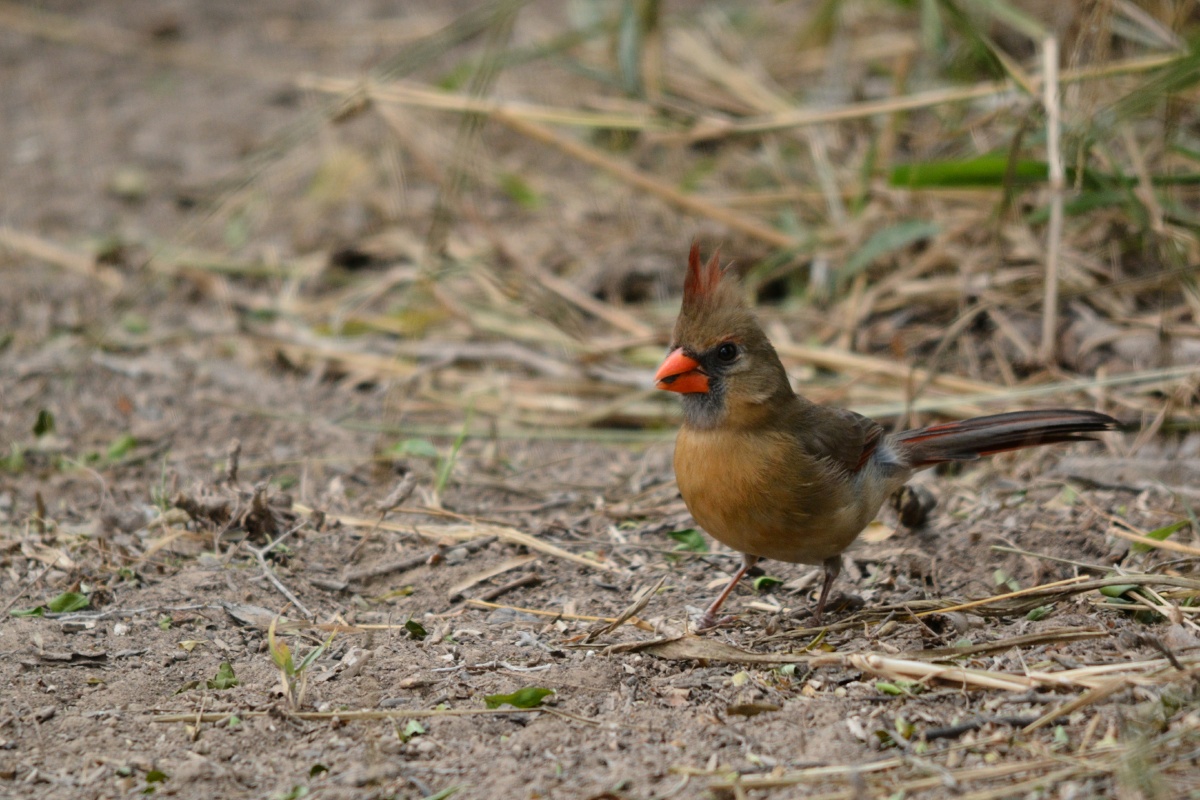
[655,244,1118,629]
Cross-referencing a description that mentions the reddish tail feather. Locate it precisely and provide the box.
[891,409,1117,468]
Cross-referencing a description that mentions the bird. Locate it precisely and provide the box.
[655,243,1119,629]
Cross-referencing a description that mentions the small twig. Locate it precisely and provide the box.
[1023,676,1129,732]
[1131,633,1187,671]
[990,545,1115,573]
[224,439,241,485]
[344,535,497,583]
[190,694,207,742]
[245,521,312,619]
[0,562,55,616]
[464,598,656,630]
[149,706,546,723]
[476,573,541,603]
[1040,35,1063,364]
[431,660,553,674]
[915,576,1090,617]
[586,576,666,643]
[50,603,218,622]
[448,555,536,601]
[0,226,123,288]
[301,506,617,573]
[923,715,1051,741]
[347,473,417,562]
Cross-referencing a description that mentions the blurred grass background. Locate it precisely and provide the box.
[3,0,1198,443]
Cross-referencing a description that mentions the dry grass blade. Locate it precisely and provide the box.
[775,341,1004,396]
[492,112,797,249]
[465,598,655,631]
[908,628,1108,659]
[765,574,1200,639]
[848,654,1036,691]
[0,226,123,288]
[299,75,667,132]
[1022,676,1129,733]
[300,505,617,573]
[447,555,538,600]
[1040,36,1063,364]
[149,707,545,724]
[1103,526,1200,556]
[687,51,1187,138]
[704,753,1094,792]
[584,574,666,642]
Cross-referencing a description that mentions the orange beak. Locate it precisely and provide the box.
[655,348,709,394]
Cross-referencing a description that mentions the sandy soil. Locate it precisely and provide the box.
[2,3,1197,799]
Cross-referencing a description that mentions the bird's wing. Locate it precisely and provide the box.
[794,405,885,475]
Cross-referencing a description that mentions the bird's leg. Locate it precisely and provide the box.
[812,556,842,624]
[697,555,759,630]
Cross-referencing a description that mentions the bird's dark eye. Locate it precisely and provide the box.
[716,342,738,362]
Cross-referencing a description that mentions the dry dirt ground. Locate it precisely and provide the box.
[2,3,1199,799]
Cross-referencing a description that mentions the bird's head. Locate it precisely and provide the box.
[655,244,792,429]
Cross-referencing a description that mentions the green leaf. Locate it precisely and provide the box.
[874,729,899,748]
[1,443,25,474]
[1108,43,1200,122]
[47,592,89,613]
[145,770,168,784]
[484,686,554,709]
[11,605,45,617]
[890,156,1047,188]
[404,618,428,640]
[840,221,940,285]
[497,172,542,210]
[121,313,149,335]
[667,529,708,553]
[389,438,440,459]
[875,679,924,696]
[106,433,138,461]
[1025,605,1053,621]
[1099,584,1139,599]
[752,576,783,592]
[268,616,294,675]
[420,787,461,800]
[399,719,426,742]
[295,633,336,673]
[206,662,239,690]
[434,409,473,494]
[33,409,55,437]
[1132,519,1191,553]
[992,569,1020,592]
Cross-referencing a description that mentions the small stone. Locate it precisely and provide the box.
[108,166,149,201]
[443,547,469,565]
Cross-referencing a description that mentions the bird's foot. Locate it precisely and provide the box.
[809,591,864,624]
